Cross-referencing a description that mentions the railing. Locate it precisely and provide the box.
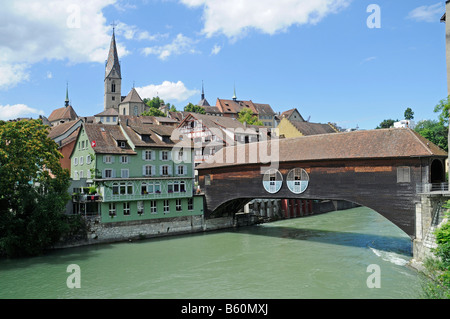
[73,194,103,203]
[416,183,449,194]
[103,190,192,202]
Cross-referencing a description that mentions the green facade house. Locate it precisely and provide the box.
[69,116,203,223]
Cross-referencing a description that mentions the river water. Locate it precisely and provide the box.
[0,207,423,299]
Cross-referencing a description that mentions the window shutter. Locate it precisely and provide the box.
[168,165,172,176]
[142,151,146,161]
[159,151,162,161]
[159,165,163,176]
[183,165,187,176]
[112,169,116,178]
[151,165,155,176]
[111,156,115,164]
[168,151,172,161]
[102,169,105,178]
[152,150,155,161]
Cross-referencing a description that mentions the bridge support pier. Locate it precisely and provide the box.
[413,194,449,262]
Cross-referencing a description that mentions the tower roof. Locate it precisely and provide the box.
[121,87,144,104]
[105,29,121,79]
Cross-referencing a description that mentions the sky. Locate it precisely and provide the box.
[0,0,448,130]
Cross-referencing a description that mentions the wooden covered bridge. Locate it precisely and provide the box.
[196,128,447,237]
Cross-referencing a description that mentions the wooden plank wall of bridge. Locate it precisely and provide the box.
[198,157,436,237]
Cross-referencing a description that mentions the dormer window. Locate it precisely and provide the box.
[119,141,126,148]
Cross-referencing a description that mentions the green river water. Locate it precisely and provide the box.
[0,207,423,299]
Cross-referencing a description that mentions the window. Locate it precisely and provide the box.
[109,203,116,216]
[180,181,186,192]
[104,169,113,178]
[123,202,130,216]
[141,182,154,194]
[86,155,91,164]
[155,183,161,194]
[150,200,157,214]
[81,141,85,149]
[121,169,129,178]
[87,170,91,179]
[188,198,193,210]
[119,141,126,148]
[263,169,283,194]
[137,201,144,215]
[104,155,112,164]
[112,182,119,195]
[112,96,115,101]
[79,156,84,165]
[161,165,170,176]
[176,199,182,211]
[177,165,185,176]
[144,150,153,161]
[73,157,78,166]
[79,170,84,178]
[397,167,411,183]
[163,200,169,214]
[177,150,184,161]
[106,117,110,123]
[111,82,116,93]
[120,155,129,164]
[134,105,138,116]
[143,165,153,176]
[168,182,173,193]
[161,151,169,161]
[286,168,309,194]
[74,171,78,180]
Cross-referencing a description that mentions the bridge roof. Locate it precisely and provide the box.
[196,128,447,169]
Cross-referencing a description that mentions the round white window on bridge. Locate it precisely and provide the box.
[263,169,283,194]
[286,168,309,194]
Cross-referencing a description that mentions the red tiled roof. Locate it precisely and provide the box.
[197,128,447,169]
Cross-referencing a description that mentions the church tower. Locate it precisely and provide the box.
[104,26,122,111]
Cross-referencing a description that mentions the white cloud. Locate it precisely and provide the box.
[115,21,165,41]
[142,33,199,60]
[210,44,221,55]
[180,0,351,39]
[361,56,376,64]
[46,71,53,79]
[0,0,128,89]
[0,104,45,121]
[407,3,444,23]
[136,81,199,102]
[0,63,30,90]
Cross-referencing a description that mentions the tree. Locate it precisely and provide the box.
[434,96,450,125]
[376,119,397,129]
[184,103,206,114]
[414,120,448,151]
[141,108,167,117]
[404,107,414,120]
[0,119,71,257]
[143,96,165,110]
[237,108,263,126]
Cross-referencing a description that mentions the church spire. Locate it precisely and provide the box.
[201,80,205,100]
[232,83,237,101]
[65,82,69,107]
[105,23,121,79]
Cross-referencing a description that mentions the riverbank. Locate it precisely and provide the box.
[53,199,359,250]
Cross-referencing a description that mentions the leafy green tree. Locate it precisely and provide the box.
[141,107,167,117]
[404,107,414,120]
[143,96,165,110]
[375,119,397,129]
[434,96,450,125]
[0,119,71,257]
[237,108,263,126]
[414,120,448,151]
[184,103,206,114]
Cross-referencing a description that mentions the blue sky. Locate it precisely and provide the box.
[0,0,448,130]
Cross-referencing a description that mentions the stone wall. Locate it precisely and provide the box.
[54,215,235,249]
[413,194,447,262]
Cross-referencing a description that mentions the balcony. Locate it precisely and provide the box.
[73,193,103,203]
[416,183,450,195]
